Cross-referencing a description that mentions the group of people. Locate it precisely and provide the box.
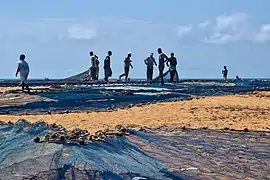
[88,48,179,85]
[89,50,113,82]
[14,49,233,94]
[143,48,179,84]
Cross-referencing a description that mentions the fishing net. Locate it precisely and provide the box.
[1,120,269,179]
[0,120,176,180]
[151,69,179,83]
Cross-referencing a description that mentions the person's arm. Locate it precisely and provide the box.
[175,58,177,65]
[144,58,148,66]
[153,58,157,66]
[164,54,169,63]
[166,58,170,67]
[129,62,133,68]
[15,63,20,77]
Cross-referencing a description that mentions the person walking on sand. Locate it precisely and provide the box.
[157,48,168,85]
[222,66,228,81]
[166,52,178,82]
[104,50,113,82]
[144,53,157,82]
[15,54,30,93]
[119,53,133,81]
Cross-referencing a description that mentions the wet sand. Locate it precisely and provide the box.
[1,91,269,133]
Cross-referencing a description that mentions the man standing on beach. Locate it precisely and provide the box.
[119,53,133,81]
[15,54,30,93]
[89,51,97,80]
[157,48,168,85]
[222,66,228,81]
[144,53,157,82]
[104,50,113,82]
[166,52,178,82]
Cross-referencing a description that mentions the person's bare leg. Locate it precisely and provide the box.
[21,82,24,92]
[25,84,30,93]
[124,68,129,82]
[159,69,164,85]
[119,73,125,80]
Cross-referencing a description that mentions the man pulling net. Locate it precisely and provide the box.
[166,52,179,83]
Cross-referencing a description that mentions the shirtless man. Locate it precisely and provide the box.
[157,48,168,85]
[15,54,30,93]
[119,53,133,81]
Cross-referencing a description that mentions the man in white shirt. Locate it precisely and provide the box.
[15,54,30,93]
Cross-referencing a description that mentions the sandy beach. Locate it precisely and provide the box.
[1,91,269,133]
[0,86,59,93]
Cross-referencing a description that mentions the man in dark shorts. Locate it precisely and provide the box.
[157,48,168,85]
[119,53,133,81]
[166,52,178,82]
[144,53,157,82]
[104,51,113,82]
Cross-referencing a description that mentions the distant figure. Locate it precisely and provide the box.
[15,54,30,93]
[119,53,133,81]
[104,51,113,82]
[144,53,157,82]
[236,76,243,82]
[222,66,228,81]
[89,51,94,80]
[157,48,168,85]
[166,52,178,82]
[95,55,100,80]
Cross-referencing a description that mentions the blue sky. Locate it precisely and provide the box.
[1,0,270,79]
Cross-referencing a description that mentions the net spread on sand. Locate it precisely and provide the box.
[1,80,270,115]
[0,120,269,180]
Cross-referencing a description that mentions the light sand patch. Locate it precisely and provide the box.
[0,86,52,93]
[0,91,269,133]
